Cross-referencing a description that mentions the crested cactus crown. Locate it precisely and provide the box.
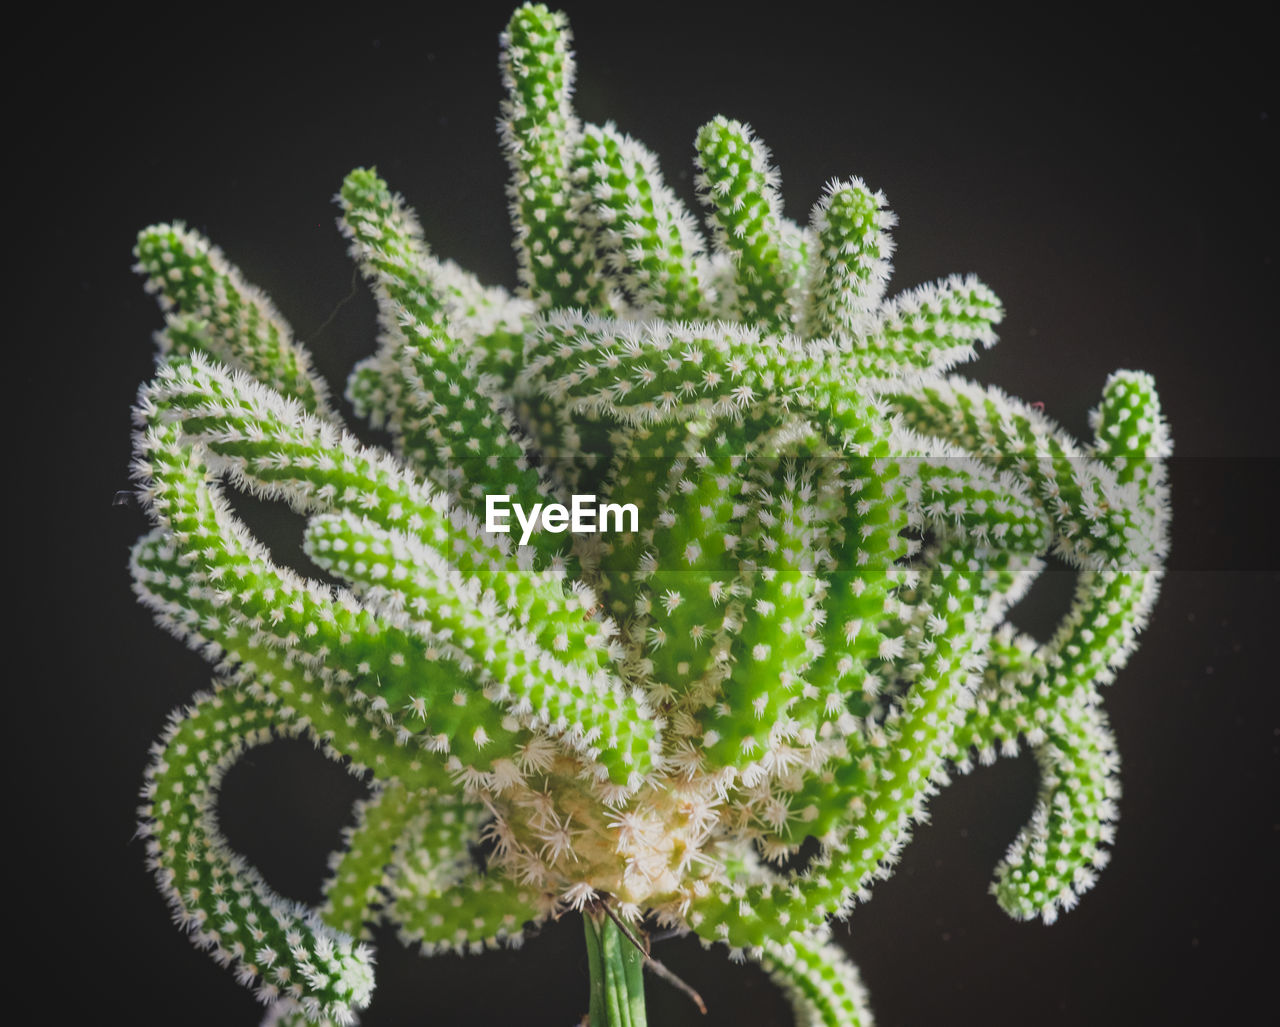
[128,4,1170,1024]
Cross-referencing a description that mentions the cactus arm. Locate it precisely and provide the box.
[385,802,544,955]
[140,686,374,1023]
[955,566,1162,924]
[139,356,616,666]
[130,528,451,790]
[345,301,529,433]
[888,377,1144,569]
[521,312,996,435]
[591,419,705,618]
[990,696,1120,923]
[392,867,544,956]
[952,624,1048,763]
[574,122,711,321]
[304,512,658,790]
[753,929,874,1027]
[1089,369,1171,537]
[337,169,556,524]
[319,780,416,939]
[137,355,518,578]
[694,117,794,331]
[854,275,1003,383]
[305,510,616,677]
[686,543,1016,948]
[904,444,1054,555]
[335,166,450,451]
[341,157,615,501]
[395,346,546,506]
[134,223,341,422]
[132,411,506,754]
[801,179,896,342]
[341,231,529,430]
[994,496,1159,927]
[687,444,831,775]
[521,314,828,428]
[783,446,1052,751]
[499,4,606,310]
[949,373,1169,920]
[337,167,526,349]
[631,421,750,710]
[319,780,545,957]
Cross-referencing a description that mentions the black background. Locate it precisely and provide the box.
[24,3,1276,1024]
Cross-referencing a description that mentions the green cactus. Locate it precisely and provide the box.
[127,5,1170,1024]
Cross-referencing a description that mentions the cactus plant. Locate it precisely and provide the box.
[126,4,1171,1024]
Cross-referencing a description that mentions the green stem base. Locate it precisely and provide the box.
[583,909,648,1027]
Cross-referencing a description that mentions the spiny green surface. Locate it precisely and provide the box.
[128,6,1170,1025]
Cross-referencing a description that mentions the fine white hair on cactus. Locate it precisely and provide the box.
[127,4,1169,1025]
